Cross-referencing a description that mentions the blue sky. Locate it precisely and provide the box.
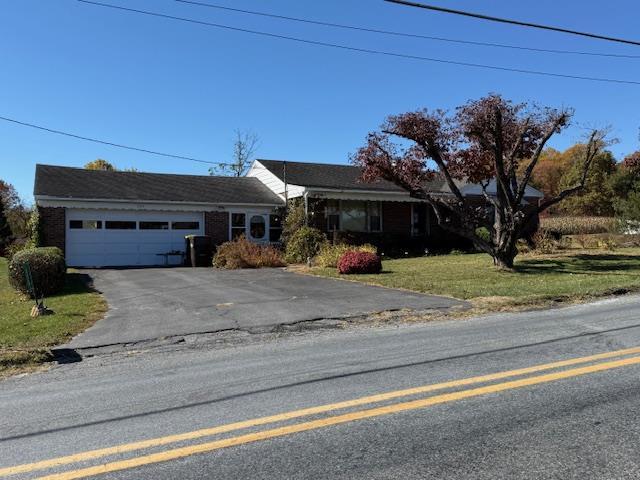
[2,0,640,203]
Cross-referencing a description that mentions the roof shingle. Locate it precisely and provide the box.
[34,164,284,205]
[257,159,406,192]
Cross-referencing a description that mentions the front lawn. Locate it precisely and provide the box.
[0,257,106,374]
[311,249,640,307]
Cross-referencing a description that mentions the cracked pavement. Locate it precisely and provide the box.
[62,267,468,350]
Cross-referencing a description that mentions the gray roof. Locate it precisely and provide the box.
[258,159,543,198]
[258,159,472,195]
[257,159,406,192]
[34,164,284,205]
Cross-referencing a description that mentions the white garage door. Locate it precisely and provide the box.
[66,210,204,267]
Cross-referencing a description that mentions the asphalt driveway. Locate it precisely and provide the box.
[65,267,467,349]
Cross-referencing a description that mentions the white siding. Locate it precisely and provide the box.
[246,161,306,199]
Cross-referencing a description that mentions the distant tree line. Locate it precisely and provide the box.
[526,146,640,221]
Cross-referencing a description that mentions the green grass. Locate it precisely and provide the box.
[312,249,640,305]
[0,257,106,373]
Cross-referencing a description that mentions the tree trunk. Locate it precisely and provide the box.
[492,243,517,269]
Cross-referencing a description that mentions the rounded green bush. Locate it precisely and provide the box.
[285,227,327,264]
[8,247,66,297]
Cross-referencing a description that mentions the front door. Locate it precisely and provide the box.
[247,214,269,243]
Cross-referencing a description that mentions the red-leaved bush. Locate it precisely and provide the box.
[337,251,382,275]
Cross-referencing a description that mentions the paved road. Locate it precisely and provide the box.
[65,267,467,348]
[3,295,640,479]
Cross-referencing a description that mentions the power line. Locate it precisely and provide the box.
[0,115,220,165]
[175,0,640,59]
[386,0,640,47]
[76,1,640,86]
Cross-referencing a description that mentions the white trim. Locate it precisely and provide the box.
[227,208,275,243]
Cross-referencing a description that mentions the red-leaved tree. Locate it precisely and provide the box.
[352,95,606,268]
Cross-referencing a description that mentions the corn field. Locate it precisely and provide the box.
[540,216,620,236]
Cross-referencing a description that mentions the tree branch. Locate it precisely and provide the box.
[507,116,531,196]
[536,129,600,213]
[382,128,466,203]
[515,112,569,204]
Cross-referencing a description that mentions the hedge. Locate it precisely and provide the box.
[8,247,66,297]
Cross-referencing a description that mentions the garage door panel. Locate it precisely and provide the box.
[138,242,175,254]
[138,253,179,266]
[67,242,105,259]
[66,210,204,267]
[102,242,139,253]
[103,254,141,267]
[66,252,105,267]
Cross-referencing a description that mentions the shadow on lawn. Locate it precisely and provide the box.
[514,253,640,275]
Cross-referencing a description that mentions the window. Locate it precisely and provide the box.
[139,221,169,230]
[249,215,266,239]
[325,200,382,233]
[341,200,368,232]
[231,213,246,239]
[69,220,102,229]
[326,200,340,232]
[269,213,283,242]
[368,202,382,232]
[105,221,136,230]
[172,221,200,230]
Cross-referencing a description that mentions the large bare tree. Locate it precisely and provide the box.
[210,129,259,177]
[352,94,606,269]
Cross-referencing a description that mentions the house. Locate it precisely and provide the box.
[34,165,283,267]
[246,160,543,250]
[34,161,543,267]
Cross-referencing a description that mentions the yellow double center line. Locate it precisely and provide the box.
[4,346,640,479]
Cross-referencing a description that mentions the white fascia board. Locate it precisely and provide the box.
[35,196,282,212]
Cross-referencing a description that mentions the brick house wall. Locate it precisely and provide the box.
[38,206,66,254]
[204,211,229,247]
[382,202,412,235]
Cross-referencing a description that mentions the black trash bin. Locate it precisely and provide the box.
[184,235,213,267]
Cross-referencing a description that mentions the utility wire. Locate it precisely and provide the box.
[76,1,640,86]
[175,0,640,59]
[0,115,220,165]
[386,0,640,47]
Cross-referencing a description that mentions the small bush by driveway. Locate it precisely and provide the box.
[0,258,106,375]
